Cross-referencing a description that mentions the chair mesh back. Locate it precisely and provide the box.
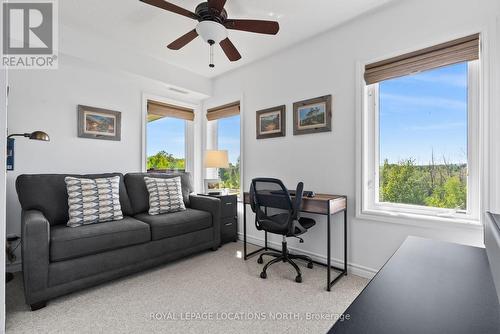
[250,178,293,211]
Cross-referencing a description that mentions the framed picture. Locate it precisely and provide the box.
[293,95,332,135]
[78,105,121,141]
[256,105,286,139]
[204,179,222,194]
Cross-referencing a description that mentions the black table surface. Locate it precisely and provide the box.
[329,237,500,334]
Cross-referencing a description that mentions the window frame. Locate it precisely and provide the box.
[360,61,481,224]
[216,114,242,197]
[141,93,196,174]
[205,101,243,199]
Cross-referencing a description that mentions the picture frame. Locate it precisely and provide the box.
[204,179,222,194]
[256,105,286,139]
[77,105,121,141]
[293,95,332,136]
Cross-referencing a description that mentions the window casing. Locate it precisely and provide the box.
[361,60,480,223]
[145,99,194,173]
[206,102,241,197]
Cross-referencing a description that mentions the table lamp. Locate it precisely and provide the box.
[204,150,229,195]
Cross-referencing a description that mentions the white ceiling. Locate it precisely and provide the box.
[60,0,394,78]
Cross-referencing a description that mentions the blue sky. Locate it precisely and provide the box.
[379,62,468,165]
[147,114,240,164]
[147,117,185,158]
[218,115,240,164]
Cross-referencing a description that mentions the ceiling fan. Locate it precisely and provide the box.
[139,0,280,68]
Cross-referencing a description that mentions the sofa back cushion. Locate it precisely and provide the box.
[16,173,134,226]
[125,172,193,215]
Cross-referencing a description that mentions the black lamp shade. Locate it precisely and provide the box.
[29,131,50,141]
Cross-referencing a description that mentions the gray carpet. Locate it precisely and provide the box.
[6,242,368,334]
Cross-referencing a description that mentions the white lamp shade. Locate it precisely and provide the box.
[196,21,228,44]
[205,150,229,168]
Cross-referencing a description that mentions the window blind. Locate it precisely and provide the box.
[364,34,480,85]
[206,101,240,121]
[147,100,194,122]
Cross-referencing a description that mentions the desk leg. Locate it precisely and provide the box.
[264,207,268,250]
[344,207,348,275]
[327,207,331,291]
[244,202,247,260]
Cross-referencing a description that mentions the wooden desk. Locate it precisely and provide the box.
[329,237,500,333]
[243,192,348,291]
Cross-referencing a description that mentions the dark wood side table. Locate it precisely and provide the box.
[198,194,238,245]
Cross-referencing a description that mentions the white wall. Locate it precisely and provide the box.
[1,2,7,329]
[1,64,7,333]
[5,54,206,266]
[206,0,500,277]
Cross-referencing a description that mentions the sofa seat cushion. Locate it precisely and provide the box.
[50,217,151,262]
[135,208,212,241]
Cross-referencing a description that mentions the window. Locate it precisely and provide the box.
[361,35,480,222]
[146,100,194,172]
[206,102,241,196]
[147,117,186,171]
[218,114,241,195]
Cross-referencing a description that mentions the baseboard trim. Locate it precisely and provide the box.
[238,233,377,279]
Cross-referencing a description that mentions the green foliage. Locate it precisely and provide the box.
[380,159,428,205]
[147,151,185,171]
[380,158,467,210]
[219,156,240,195]
[425,176,466,209]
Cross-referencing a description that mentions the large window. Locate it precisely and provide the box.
[147,117,186,171]
[218,115,241,195]
[362,35,480,222]
[206,102,241,196]
[146,100,194,172]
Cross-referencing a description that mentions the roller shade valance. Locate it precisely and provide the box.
[147,100,194,122]
[206,101,240,121]
[364,34,480,85]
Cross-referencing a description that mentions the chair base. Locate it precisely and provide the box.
[258,241,314,283]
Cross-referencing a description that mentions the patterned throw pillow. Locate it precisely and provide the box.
[65,176,124,227]
[144,176,186,215]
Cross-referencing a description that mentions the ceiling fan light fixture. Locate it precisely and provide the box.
[196,21,227,44]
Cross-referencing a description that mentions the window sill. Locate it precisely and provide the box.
[357,209,483,230]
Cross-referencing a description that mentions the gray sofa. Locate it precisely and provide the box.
[16,172,221,311]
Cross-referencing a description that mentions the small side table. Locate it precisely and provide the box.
[198,194,238,245]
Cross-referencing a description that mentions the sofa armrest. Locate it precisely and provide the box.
[189,195,221,246]
[21,210,50,301]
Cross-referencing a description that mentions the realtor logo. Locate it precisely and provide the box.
[2,0,58,69]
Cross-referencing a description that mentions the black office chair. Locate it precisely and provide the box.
[249,178,316,283]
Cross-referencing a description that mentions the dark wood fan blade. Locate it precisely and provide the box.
[140,0,198,20]
[220,38,241,61]
[208,0,227,12]
[167,29,198,50]
[224,19,279,35]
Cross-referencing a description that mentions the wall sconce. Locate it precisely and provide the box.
[7,131,50,171]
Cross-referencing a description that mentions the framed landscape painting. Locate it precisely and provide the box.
[78,105,121,141]
[293,95,332,135]
[256,105,286,139]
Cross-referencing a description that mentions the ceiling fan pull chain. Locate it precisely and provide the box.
[209,39,215,68]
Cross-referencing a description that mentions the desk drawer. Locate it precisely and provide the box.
[221,217,237,244]
[220,196,237,218]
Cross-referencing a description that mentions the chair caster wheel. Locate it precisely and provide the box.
[307,262,314,269]
[260,272,267,279]
[257,257,263,264]
[295,275,302,283]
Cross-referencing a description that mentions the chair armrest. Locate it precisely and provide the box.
[189,195,221,246]
[21,210,50,299]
